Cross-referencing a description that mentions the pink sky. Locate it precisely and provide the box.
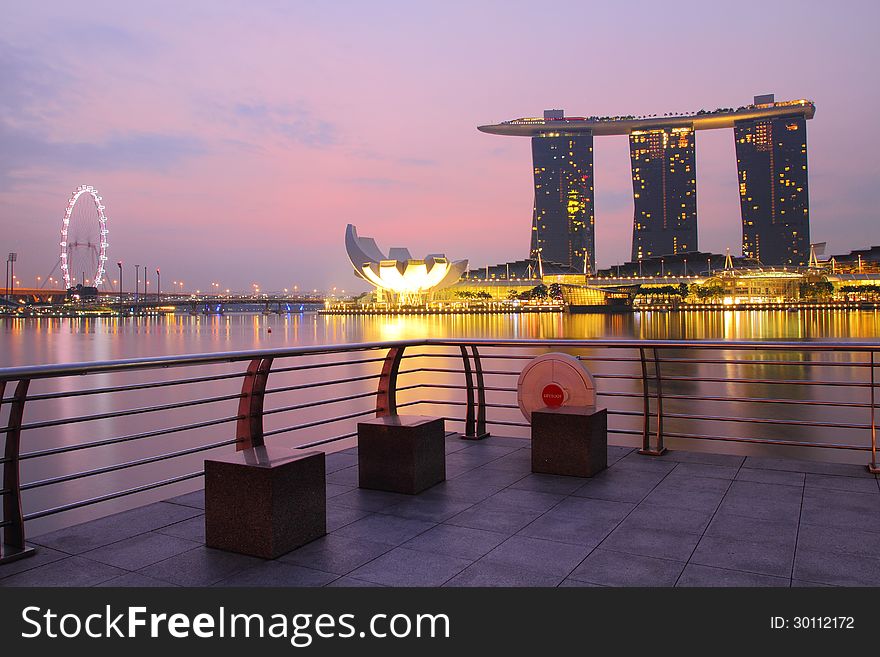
[1,1,878,292]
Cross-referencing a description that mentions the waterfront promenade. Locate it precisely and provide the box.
[2,436,878,588]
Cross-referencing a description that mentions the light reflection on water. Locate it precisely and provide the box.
[1,309,878,535]
[4,309,880,367]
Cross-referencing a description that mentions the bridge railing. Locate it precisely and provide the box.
[1,338,877,563]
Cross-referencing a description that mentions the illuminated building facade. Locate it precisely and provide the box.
[345,224,467,305]
[630,127,697,261]
[530,121,595,273]
[735,113,810,265]
[479,96,814,268]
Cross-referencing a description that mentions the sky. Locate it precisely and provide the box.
[1,0,878,293]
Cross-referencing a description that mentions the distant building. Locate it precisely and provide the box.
[463,257,582,282]
[478,96,815,267]
[826,245,880,273]
[595,251,746,278]
[344,224,467,305]
[66,284,98,302]
[630,127,697,261]
[530,114,595,273]
[735,95,810,266]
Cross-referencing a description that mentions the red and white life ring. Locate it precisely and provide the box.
[516,353,596,422]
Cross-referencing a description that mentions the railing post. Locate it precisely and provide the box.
[638,347,651,452]
[639,348,667,456]
[236,357,273,450]
[472,346,489,439]
[460,346,475,436]
[869,351,879,474]
[460,345,489,440]
[376,346,405,417]
[1,379,36,564]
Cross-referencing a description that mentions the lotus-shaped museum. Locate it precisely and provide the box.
[345,224,468,304]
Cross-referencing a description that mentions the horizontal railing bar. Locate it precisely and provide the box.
[408,385,637,400]
[6,356,875,405]
[268,356,387,376]
[592,374,650,380]
[265,373,382,396]
[295,431,359,450]
[22,439,238,491]
[660,375,871,388]
[608,429,643,437]
[433,414,868,452]
[263,390,377,416]
[399,367,650,382]
[661,412,870,431]
[262,408,377,438]
[659,430,869,451]
[408,353,642,362]
[628,357,877,368]
[479,418,529,428]
[5,339,880,383]
[19,415,241,461]
[410,383,514,393]
[2,340,418,381]
[410,386,872,410]
[408,352,877,368]
[395,383,425,392]
[399,367,518,376]
[398,368,875,388]
[415,398,652,418]
[660,393,872,409]
[597,391,648,399]
[423,338,880,352]
[24,471,205,521]
[18,391,245,432]
[12,370,249,404]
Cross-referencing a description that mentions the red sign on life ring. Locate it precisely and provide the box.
[541,383,565,408]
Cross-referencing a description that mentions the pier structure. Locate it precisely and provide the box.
[1,338,878,586]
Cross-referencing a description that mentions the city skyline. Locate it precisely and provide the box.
[480,97,814,268]
[1,1,879,290]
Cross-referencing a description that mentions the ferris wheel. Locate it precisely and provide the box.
[60,185,109,288]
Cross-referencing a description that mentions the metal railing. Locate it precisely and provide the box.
[1,338,878,563]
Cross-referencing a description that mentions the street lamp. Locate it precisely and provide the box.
[117,261,123,306]
[6,252,17,302]
[156,268,161,304]
[134,264,140,303]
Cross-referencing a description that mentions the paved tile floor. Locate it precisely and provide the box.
[2,435,879,587]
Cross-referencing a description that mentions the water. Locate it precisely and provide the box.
[4,308,880,368]
[2,309,878,536]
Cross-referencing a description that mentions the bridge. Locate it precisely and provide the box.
[1,291,327,314]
